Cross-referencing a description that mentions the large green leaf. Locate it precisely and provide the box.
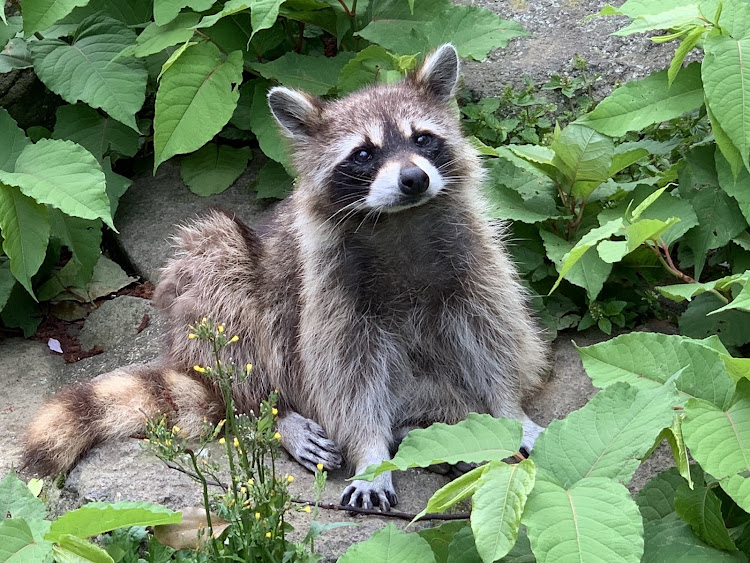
[0,471,46,520]
[49,209,102,286]
[53,534,114,563]
[153,0,214,25]
[250,51,355,96]
[717,149,750,226]
[416,465,487,520]
[52,104,140,160]
[418,522,469,563]
[657,272,749,303]
[597,218,679,263]
[550,123,614,197]
[30,15,147,130]
[252,159,293,200]
[712,281,750,315]
[129,13,199,58]
[0,139,113,228]
[471,460,536,563]
[0,518,54,563]
[20,0,90,36]
[530,383,678,488]
[540,229,612,300]
[46,501,181,542]
[522,475,644,563]
[1,282,42,336]
[576,332,737,407]
[153,42,243,171]
[338,523,437,563]
[483,184,559,224]
[636,467,687,523]
[197,0,283,38]
[0,183,49,297]
[63,0,153,27]
[337,45,405,94]
[674,482,735,551]
[247,79,293,173]
[180,143,252,196]
[703,34,750,169]
[0,108,30,172]
[642,517,746,562]
[683,379,750,480]
[720,473,750,514]
[0,262,14,310]
[355,414,522,481]
[679,293,750,348]
[577,63,704,137]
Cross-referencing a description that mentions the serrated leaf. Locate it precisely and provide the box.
[0,139,113,228]
[540,229,612,300]
[551,123,614,197]
[30,15,147,130]
[248,79,293,173]
[252,159,293,200]
[0,518,54,563]
[416,465,487,521]
[52,104,139,160]
[356,414,522,481]
[20,0,90,36]
[684,379,750,480]
[338,523,437,563]
[522,475,644,563]
[577,63,704,137]
[471,460,536,563]
[153,0,214,26]
[153,42,243,171]
[0,108,30,172]
[0,183,50,298]
[576,332,737,407]
[703,34,750,170]
[636,467,688,523]
[132,13,199,58]
[46,501,181,542]
[674,482,735,551]
[642,517,746,562]
[250,51,355,96]
[530,383,678,488]
[53,534,114,563]
[0,471,46,520]
[180,143,251,196]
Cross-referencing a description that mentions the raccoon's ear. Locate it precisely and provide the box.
[414,44,460,101]
[268,87,321,139]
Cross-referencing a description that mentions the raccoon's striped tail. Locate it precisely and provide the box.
[22,364,222,476]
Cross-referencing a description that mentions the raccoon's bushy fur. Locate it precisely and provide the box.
[23,45,547,511]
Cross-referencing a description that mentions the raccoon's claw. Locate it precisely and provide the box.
[277,412,343,472]
[341,474,398,513]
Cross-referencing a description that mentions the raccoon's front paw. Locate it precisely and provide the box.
[277,412,343,472]
[341,473,398,512]
[520,417,545,456]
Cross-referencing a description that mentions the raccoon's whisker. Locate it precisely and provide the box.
[336,171,371,183]
[331,200,368,232]
[318,198,366,232]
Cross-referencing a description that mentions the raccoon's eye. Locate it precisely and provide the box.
[414,133,433,147]
[352,149,373,164]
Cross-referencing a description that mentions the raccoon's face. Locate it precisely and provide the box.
[268,44,472,216]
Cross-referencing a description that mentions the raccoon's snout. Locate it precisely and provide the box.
[398,166,429,196]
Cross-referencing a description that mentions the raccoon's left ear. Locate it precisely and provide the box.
[268,87,321,139]
[414,44,460,101]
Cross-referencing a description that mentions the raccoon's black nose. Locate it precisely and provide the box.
[398,167,430,196]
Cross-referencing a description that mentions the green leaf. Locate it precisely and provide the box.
[153,42,243,171]
[0,518,53,563]
[530,383,678,488]
[709,103,745,180]
[247,79,293,173]
[684,379,750,480]
[471,460,536,563]
[523,475,644,563]
[252,159,293,200]
[418,522,469,563]
[180,143,252,196]
[576,63,704,137]
[197,0,283,38]
[52,104,140,160]
[0,183,50,298]
[49,209,102,285]
[712,282,750,315]
[46,501,181,542]
[102,157,131,216]
[717,148,750,226]
[720,473,750,514]
[484,157,559,224]
[636,467,688,523]
[540,229,612,300]
[0,471,46,520]
[610,147,649,175]
[53,534,114,563]
[703,34,750,169]
[657,272,749,303]
[679,293,750,348]
[550,123,614,197]
[674,482,735,551]
[642,517,746,562]
[0,38,33,73]
[0,108,30,172]
[337,45,402,95]
[669,26,705,85]
[0,139,113,228]
[447,525,483,563]
[597,218,679,263]
[0,261,14,310]
[576,332,737,407]
[416,465,487,521]
[613,6,702,36]
[131,12,199,58]
[30,15,147,130]
[662,414,693,488]
[338,523,437,563]
[250,51,355,96]
[153,0,214,26]
[63,0,153,27]
[355,414,521,481]
[1,282,42,336]
[20,0,90,36]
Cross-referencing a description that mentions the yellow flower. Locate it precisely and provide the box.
[255,512,261,520]
[165,439,171,446]
[193,365,206,373]
[229,335,239,343]
[273,432,282,441]
[287,475,294,483]
[316,463,324,471]
[172,425,180,434]
[247,478,254,486]
[233,437,240,448]
[240,486,247,494]
[265,532,271,538]
[271,408,278,416]
[188,333,196,339]
[303,505,311,513]
[218,437,226,445]
[246,363,253,372]
[217,325,224,333]
[201,317,207,324]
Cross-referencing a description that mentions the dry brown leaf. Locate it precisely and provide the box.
[153,506,231,550]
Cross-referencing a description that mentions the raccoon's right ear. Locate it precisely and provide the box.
[268,87,321,139]
[414,44,460,101]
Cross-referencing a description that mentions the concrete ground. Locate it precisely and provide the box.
[0,1,676,559]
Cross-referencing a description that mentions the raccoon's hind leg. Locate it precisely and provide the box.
[23,364,221,475]
[276,412,342,472]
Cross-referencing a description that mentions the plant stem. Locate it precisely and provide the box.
[187,450,221,560]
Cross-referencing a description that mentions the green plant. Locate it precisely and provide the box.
[0,470,181,562]
[0,0,527,335]
[339,331,750,562]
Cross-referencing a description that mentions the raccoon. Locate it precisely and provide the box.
[22,44,547,511]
